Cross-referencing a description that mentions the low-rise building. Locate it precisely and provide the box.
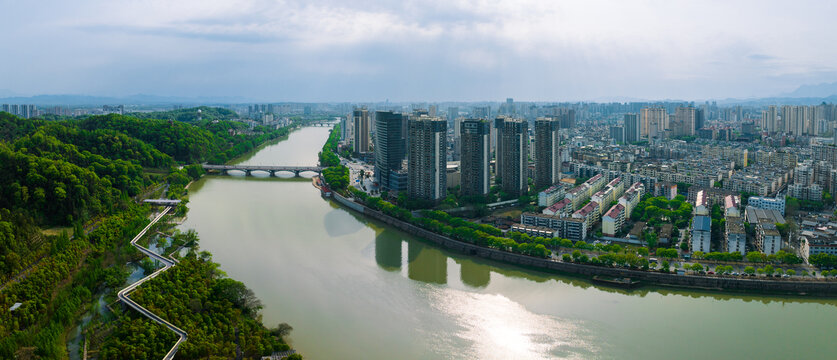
[538,184,567,207]
[510,223,558,238]
[757,220,783,255]
[725,217,747,255]
[747,196,786,216]
[602,204,625,237]
[723,195,741,218]
[543,198,572,217]
[691,215,711,253]
[520,212,588,241]
[653,182,678,200]
[694,190,709,216]
[573,201,601,231]
[618,182,645,219]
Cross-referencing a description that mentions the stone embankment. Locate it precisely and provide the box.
[331,191,837,296]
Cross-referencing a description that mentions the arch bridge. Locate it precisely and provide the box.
[202,164,323,177]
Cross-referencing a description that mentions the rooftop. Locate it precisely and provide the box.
[693,215,711,231]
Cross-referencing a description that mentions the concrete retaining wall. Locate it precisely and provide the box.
[331,194,837,296]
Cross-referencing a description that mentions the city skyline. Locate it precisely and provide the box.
[2,0,837,102]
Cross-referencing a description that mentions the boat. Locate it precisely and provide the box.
[592,276,641,289]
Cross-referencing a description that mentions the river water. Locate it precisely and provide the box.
[180,126,837,359]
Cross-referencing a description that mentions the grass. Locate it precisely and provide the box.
[492,208,523,219]
[41,226,74,237]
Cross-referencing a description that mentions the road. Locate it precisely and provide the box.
[116,206,187,360]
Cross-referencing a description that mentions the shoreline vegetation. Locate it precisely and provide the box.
[0,110,304,359]
[327,189,837,296]
[315,162,837,296]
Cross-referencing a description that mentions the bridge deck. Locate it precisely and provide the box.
[202,164,322,172]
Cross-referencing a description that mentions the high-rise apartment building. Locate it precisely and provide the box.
[460,119,491,196]
[674,106,696,136]
[762,105,778,133]
[641,107,666,138]
[374,111,406,192]
[493,116,507,177]
[499,119,528,197]
[624,113,640,143]
[407,116,447,201]
[2,104,36,118]
[695,108,705,132]
[353,108,371,154]
[535,117,561,189]
[556,108,575,129]
[610,126,624,143]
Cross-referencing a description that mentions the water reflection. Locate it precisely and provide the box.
[457,260,491,288]
[407,241,447,285]
[367,220,837,307]
[429,289,600,359]
[323,208,366,237]
[374,230,402,271]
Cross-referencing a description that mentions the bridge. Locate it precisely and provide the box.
[202,164,323,177]
[144,199,182,206]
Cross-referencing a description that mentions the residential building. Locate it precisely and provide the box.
[374,111,406,192]
[602,203,625,237]
[723,195,741,218]
[543,198,572,217]
[538,184,567,207]
[535,117,561,189]
[499,119,528,197]
[694,190,709,216]
[624,113,640,143]
[460,119,491,196]
[641,107,667,138]
[407,116,447,201]
[691,215,711,253]
[725,218,747,256]
[748,196,786,215]
[510,223,557,238]
[618,182,645,218]
[353,107,371,154]
[520,212,587,241]
[757,220,783,255]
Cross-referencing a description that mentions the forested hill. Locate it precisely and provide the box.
[0,111,297,359]
[127,106,237,123]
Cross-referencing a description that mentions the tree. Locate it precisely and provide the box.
[786,269,796,276]
[744,266,755,275]
[272,323,294,339]
[637,247,649,256]
[644,233,658,248]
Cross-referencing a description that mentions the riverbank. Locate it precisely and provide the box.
[226,125,302,165]
[327,190,837,296]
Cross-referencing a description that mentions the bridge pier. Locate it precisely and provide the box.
[269,170,276,177]
[245,170,252,176]
[293,170,301,177]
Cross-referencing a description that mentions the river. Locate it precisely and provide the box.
[180,126,837,359]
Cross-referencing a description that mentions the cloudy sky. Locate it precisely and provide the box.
[2,0,836,102]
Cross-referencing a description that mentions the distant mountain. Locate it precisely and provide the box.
[784,81,837,98]
[0,94,257,106]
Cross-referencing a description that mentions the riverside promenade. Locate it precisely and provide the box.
[327,190,837,296]
[117,207,187,360]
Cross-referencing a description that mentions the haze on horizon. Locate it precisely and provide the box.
[1,0,836,103]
